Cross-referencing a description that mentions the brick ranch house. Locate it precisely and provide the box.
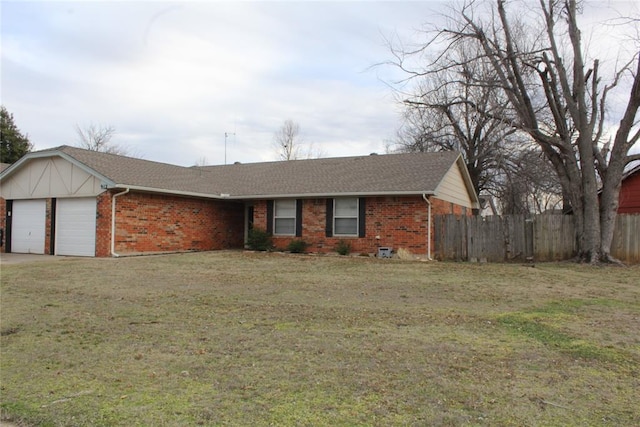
[0,146,479,258]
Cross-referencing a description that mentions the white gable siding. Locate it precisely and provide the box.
[434,163,474,208]
[0,157,105,200]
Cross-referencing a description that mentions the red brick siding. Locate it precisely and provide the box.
[95,192,113,257]
[111,192,244,255]
[2,192,244,257]
[254,196,470,255]
[2,193,471,257]
[619,171,640,214]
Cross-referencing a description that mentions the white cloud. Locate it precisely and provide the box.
[4,1,634,167]
[2,1,432,166]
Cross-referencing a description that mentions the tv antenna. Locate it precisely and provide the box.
[224,132,235,165]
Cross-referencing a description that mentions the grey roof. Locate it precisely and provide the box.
[3,145,474,200]
[56,146,217,195]
[196,151,463,197]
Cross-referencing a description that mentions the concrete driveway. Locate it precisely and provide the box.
[0,253,77,265]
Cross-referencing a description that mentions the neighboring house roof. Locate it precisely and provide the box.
[0,145,479,206]
[0,163,10,173]
[622,163,640,180]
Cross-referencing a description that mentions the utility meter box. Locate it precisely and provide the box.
[377,247,392,258]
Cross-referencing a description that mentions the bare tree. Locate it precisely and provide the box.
[194,156,208,167]
[496,148,563,215]
[389,0,640,263]
[272,120,325,160]
[273,120,301,161]
[75,123,127,155]
[391,43,517,197]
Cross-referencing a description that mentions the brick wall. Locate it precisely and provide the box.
[95,192,113,257]
[253,196,471,255]
[110,191,245,255]
[2,192,470,257]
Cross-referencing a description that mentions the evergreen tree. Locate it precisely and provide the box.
[1,106,32,164]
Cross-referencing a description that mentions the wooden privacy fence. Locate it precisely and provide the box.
[434,214,640,263]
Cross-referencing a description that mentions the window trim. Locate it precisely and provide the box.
[273,199,297,236]
[333,197,359,236]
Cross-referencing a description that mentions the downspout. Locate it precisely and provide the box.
[423,193,433,260]
[111,188,130,257]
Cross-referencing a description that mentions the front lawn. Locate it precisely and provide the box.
[1,252,639,426]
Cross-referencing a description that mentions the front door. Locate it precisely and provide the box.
[244,204,254,247]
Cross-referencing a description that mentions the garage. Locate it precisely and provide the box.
[55,197,97,257]
[11,199,46,254]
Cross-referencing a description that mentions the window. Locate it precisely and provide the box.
[325,198,365,238]
[334,198,358,235]
[274,199,296,235]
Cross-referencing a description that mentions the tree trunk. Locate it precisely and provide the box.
[599,151,627,262]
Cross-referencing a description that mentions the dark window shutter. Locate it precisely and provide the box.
[295,199,303,237]
[325,198,334,237]
[50,198,57,255]
[266,200,274,234]
[358,197,366,237]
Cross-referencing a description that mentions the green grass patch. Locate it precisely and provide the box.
[498,298,639,364]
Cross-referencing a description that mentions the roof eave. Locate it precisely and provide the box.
[109,184,232,200]
[225,190,437,200]
[456,154,480,208]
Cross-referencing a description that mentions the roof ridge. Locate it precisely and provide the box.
[57,145,198,170]
[197,150,460,169]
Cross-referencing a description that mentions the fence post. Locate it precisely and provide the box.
[525,217,534,261]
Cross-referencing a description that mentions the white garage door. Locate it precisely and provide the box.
[11,199,46,254]
[56,198,97,257]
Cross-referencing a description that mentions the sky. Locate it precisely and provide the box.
[1,1,638,167]
[2,1,446,166]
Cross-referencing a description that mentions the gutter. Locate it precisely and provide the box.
[423,193,433,260]
[112,184,228,200]
[235,190,436,200]
[111,187,130,257]
[109,185,437,202]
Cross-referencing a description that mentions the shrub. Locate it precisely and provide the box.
[287,239,309,254]
[247,228,272,251]
[335,240,351,256]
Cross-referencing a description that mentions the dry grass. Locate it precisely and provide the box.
[1,251,639,426]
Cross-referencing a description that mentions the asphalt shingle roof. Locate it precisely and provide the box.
[197,151,461,197]
[22,146,465,199]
